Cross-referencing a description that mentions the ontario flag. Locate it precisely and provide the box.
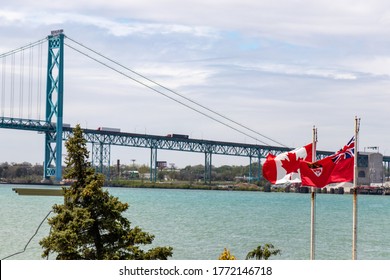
[262,143,312,184]
[299,137,355,188]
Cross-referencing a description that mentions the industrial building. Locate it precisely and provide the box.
[357,152,384,186]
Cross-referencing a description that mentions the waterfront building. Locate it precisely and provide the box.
[357,152,384,185]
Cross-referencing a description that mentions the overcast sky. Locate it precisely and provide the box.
[0,0,389,168]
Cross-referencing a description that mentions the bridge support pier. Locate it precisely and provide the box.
[92,142,111,180]
[249,156,253,183]
[204,151,212,184]
[257,155,262,183]
[150,146,157,182]
[248,155,262,184]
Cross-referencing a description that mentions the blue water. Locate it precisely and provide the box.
[1,184,390,260]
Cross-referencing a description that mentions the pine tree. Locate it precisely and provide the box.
[40,125,173,260]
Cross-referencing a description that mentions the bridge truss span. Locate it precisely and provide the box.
[0,116,54,132]
[62,127,299,183]
[76,129,290,157]
[60,127,347,183]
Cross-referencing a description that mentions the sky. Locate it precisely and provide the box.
[0,0,390,169]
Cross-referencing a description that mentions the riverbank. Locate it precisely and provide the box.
[4,178,390,195]
[109,180,390,195]
[110,180,262,192]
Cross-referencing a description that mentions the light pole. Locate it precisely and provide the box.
[131,159,136,170]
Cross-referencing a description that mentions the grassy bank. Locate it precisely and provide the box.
[109,179,263,192]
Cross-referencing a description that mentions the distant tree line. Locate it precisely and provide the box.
[168,163,261,182]
[2,160,389,185]
[0,162,43,183]
[0,161,262,184]
[112,162,262,182]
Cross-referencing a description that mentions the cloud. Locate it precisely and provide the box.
[0,8,219,39]
[344,56,390,77]
[237,63,359,80]
[4,1,390,41]
[80,0,390,44]
[59,14,219,38]
[0,10,25,25]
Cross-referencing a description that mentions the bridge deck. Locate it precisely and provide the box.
[0,117,388,162]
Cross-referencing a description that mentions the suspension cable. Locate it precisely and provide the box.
[0,37,47,119]
[0,36,287,147]
[0,38,47,59]
[65,36,288,147]
[28,45,34,119]
[19,49,25,118]
[37,43,43,120]
[10,53,15,118]
[1,56,5,117]
[65,42,274,145]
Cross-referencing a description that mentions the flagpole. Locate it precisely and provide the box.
[352,116,360,260]
[310,126,317,260]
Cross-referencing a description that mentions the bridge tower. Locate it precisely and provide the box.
[44,30,65,182]
[92,142,111,180]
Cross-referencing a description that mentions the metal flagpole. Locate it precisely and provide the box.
[352,116,360,260]
[310,126,317,260]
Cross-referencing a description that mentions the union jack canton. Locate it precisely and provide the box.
[331,136,355,164]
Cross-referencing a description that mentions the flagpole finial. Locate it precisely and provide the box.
[355,116,361,133]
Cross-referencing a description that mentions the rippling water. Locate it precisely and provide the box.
[1,184,389,260]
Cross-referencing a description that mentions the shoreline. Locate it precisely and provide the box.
[2,180,389,195]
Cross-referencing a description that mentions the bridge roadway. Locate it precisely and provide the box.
[69,127,295,158]
[0,116,301,157]
[0,116,388,159]
[74,129,336,158]
[1,117,389,180]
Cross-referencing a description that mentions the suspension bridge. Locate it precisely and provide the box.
[1,30,389,184]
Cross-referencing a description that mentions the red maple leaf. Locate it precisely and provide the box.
[280,152,301,174]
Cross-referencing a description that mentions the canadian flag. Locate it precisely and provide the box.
[262,143,313,184]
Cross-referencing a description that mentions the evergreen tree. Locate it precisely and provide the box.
[40,125,173,260]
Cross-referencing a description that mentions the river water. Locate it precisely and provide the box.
[1,184,390,260]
